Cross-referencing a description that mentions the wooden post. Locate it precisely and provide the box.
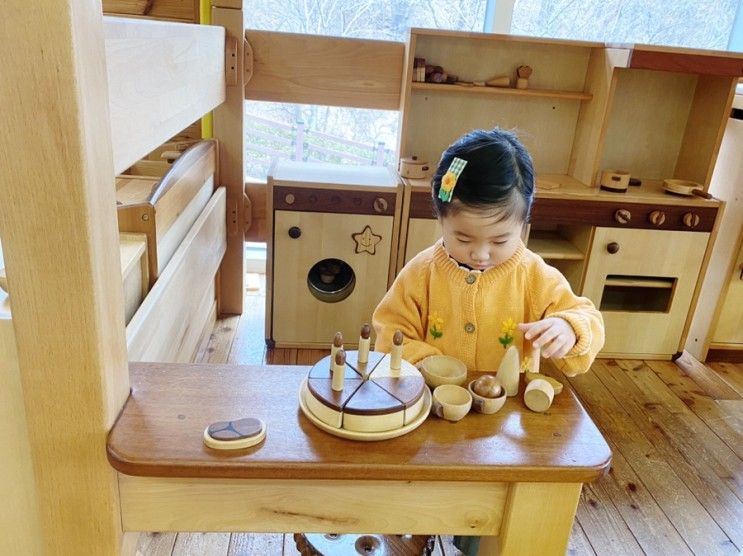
[0,2,129,554]
[213,0,247,314]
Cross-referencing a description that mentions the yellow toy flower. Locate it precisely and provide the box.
[499,317,516,349]
[501,317,516,336]
[428,312,444,339]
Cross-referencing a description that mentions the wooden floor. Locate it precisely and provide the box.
[127,276,742,555]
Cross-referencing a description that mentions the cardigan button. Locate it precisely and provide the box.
[464,322,475,333]
[465,273,477,284]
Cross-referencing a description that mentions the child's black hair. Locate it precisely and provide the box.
[431,128,535,222]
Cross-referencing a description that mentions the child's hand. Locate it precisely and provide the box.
[518,318,576,359]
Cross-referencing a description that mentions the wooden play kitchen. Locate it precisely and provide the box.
[394,29,740,360]
[107,361,611,556]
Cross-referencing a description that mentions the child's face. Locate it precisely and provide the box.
[440,207,523,270]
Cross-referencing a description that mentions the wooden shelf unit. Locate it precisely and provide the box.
[396,31,742,357]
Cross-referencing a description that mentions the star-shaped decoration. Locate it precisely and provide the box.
[352,225,382,255]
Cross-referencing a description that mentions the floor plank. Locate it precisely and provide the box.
[227,280,267,366]
[675,352,742,400]
[644,359,743,463]
[708,362,743,399]
[597,360,743,549]
[296,348,327,366]
[574,481,643,555]
[266,347,298,365]
[567,519,597,556]
[567,367,702,555]
[172,533,230,555]
[284,534,300,554]
[228,533,283,555]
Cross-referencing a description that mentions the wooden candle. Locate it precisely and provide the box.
[330,331,343,370]
[390,329,404,374]
[358,323,371,364]
[332,349,346,392]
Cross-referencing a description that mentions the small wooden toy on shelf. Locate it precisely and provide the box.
[516,65,533,89]
[413,57,426,82]
[486,75,511,88]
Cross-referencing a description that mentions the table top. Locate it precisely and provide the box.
[107,363,611,483]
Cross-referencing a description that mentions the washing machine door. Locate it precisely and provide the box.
[272,210,394,347]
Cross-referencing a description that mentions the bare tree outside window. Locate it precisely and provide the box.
[244,0,487,180]
[511,0,740,50]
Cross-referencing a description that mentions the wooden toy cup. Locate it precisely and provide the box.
[432,385,472,422]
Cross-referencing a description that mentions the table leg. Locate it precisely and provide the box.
[478,482,582,555]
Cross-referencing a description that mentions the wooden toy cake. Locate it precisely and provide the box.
[299,328,431,440]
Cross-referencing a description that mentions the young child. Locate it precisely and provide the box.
[374,127,604,381]
[373,127,604,556]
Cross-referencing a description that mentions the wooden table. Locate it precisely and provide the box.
[108,363,611,555]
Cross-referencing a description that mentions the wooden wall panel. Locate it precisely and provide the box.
[245,30,405,110]
[104,16,226,174]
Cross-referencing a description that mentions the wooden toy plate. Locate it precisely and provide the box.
[298,379,432,441]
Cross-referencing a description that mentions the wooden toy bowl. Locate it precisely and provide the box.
[419,355,467,388]
[431,384,472,422]
[467,379,507,414]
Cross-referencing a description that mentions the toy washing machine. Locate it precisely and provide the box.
[266,161,403,348]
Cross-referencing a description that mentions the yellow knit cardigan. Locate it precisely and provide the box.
[373,240,604,376]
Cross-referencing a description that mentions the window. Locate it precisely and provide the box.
[245,102,398,180]
[246,0,488,41]
[509,0,743,51]
[244,0,490,180]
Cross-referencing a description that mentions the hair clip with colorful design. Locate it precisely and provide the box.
[438,157,467,202]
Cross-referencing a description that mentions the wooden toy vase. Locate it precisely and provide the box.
[266,162,403,348]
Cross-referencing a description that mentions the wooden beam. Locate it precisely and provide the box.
[105,16,226,173]
[245,30,405,110]
[0,2,130,553]
[212,4,246,314]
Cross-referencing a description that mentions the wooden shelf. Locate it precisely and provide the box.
[411,82,593,101]
[527,232,584,260]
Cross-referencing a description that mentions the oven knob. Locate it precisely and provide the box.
[284,193,295,205]
[373,197,389,213]
[614,209,631,225]
[607,242,620,254]
[648,210,666,226]
[683,212,700,229]
[288,226,302,239]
